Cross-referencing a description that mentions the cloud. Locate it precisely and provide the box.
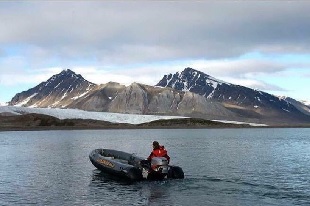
[1,1,310,102]
[186,59,286,77]
[180,59,291,92]
[72,58,292,92]
[1,1,310,66]
[220,77,286,92]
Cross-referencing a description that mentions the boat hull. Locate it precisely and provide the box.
[89,149,184,181]
[89,149,143,181]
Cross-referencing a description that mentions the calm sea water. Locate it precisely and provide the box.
[0,128,309,206]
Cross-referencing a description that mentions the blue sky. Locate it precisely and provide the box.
[1,1,310,104]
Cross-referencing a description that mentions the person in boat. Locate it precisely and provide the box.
[140,141,170,169]
[147,141,170,163]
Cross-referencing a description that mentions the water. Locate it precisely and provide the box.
[0,128,309,206]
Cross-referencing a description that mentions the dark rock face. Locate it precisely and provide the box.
[282,97,310,116]
[157,67,217,96]
[9,69,96,108]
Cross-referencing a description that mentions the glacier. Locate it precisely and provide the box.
[0,106,267,126]
[0,106,187,125]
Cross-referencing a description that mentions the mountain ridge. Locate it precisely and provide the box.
[7,68,310,126]
[156,67,310,123]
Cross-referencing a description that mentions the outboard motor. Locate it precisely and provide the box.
[151,157,169,174]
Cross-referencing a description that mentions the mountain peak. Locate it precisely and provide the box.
[182,67,201,74]
[9,69,95,108]
[44,69,89,85]
[58,69,80,78]
[60,68,75,74]
[156,67,224,93]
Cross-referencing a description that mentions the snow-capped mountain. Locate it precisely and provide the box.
[157,67,229,95]
[9,69,96,108]
[8,69,237,121]
[8,68,310,125]
[156,67,309,123]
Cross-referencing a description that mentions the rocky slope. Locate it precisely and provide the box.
[156,67,310,124]
[108,83,236,119]
[282,97,310,116]
[10,69,96,108]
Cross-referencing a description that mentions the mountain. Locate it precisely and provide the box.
[107,82,236,119]
[71,82,126,111]
[8,68,310,126]
[9,69,96,108]
[9,69,129,112]
[8,69,236,121]
[156,67,310,124]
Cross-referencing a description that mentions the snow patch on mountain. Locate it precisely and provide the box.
[15,93,38,106]
[282,108,290,112]
[71,91,90,100]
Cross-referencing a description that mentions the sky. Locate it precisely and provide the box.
[1,1,310,104]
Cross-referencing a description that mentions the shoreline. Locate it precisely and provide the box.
[1,113,309,132]
[1,124,310,132]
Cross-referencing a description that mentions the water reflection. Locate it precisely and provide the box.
[89,169,173,205]
[91,169,133,185]
[143,181,172,206]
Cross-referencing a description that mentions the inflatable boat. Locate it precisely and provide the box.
[89,149,184,181]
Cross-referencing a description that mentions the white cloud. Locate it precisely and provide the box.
[1,1,310,65]
[0,53,306,94]
[185,59,286,77]
[220,77,285,91]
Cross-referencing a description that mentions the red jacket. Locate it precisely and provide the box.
[147,146,170,163]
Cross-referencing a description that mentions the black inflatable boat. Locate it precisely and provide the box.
[89,149,184,181]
